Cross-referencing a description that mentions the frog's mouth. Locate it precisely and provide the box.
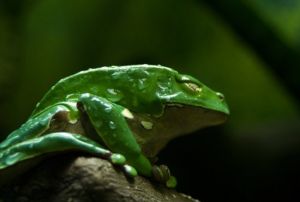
[158,104,228,138]
[127,104,228,158]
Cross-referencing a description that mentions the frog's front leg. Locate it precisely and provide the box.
[79,93,177,187]
[78,93,152,176]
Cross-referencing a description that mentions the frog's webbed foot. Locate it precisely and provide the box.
[152,164,177,188]
[0,132,137,178]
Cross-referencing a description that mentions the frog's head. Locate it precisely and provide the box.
[154,69,229,136]
[128,65,229,157]
[165,72,229,116]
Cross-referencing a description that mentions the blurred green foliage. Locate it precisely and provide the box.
[0,0,298,131]
[250,0,300,46]
[0,1,299,201]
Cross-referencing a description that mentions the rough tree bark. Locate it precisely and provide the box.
[0,154,200,202]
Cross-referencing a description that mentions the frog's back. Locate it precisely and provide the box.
[32,65,176,116]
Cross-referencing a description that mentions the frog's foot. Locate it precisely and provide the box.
[109,153,137,177]
[152,164,177,188]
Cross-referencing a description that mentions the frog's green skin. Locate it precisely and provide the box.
[0,64,229,188]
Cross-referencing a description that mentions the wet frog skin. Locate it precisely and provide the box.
[0,65,229,188]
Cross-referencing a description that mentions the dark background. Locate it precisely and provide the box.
[0,1,299,201]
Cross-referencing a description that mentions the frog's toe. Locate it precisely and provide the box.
[152,164,177,188]
[123,164,138,177]
[109,153,126,165]
[166,176,177,188]
[152,164,171,183]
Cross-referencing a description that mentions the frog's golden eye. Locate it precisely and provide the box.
[183,82,202,93]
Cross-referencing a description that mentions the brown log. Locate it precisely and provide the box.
[0,154,200,202]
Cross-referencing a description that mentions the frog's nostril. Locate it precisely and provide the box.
[216,92,224,100]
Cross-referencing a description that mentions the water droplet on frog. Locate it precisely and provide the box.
[109,121,116,130]
[91,97,100,102]
[66,94,75,100]
[104,105,112,113]
[141,121,153,130]
[29,144,34,149]
[4,152,22,166]
[137,79,147,90]
[111,72,122,80]
[144,70,150,75]
[81,93,90,99]
[107,88,117,95]
[106,88,123,102]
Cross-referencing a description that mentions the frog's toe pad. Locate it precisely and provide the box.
[123,164,138,177]
[110,153,126,165]
[166,176,177,188]
[108,154,137,178]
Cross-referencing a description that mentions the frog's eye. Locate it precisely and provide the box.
[183,82,202,93]
[175,74,203,94]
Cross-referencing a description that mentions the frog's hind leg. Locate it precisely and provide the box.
[0,132,137,177]
[0,103,78,151]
